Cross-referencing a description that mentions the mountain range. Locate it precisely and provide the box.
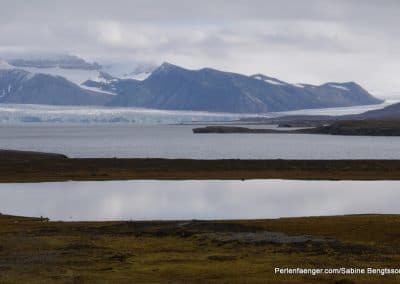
[0,56,383,113]
[0,69,110,105]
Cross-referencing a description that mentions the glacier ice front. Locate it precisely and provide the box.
[0,104,250,124]
[0,101,395,125]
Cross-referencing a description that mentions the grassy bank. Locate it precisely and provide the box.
[0,214,399,283]
[1,150,400,182]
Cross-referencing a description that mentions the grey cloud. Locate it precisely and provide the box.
[0,0,400,97]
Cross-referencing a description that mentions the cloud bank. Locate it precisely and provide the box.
[1,0,399,97]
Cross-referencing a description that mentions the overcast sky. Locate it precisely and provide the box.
[1,0,400,98]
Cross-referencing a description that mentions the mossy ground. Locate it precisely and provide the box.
[1,214,399,283]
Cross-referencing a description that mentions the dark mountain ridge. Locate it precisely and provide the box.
[84,62,382,113]
[0,60,383,112]
[0,69,110,105]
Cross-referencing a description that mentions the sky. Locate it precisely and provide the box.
[0,0,400,98]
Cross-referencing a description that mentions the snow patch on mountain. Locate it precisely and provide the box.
[0,61,115,97]
[122,72,152,81]
[252,74,286,85]
[328,84,350,91]
[10,66,115,95]
[19,66,100,85]
[264,78,285,85]
[80,85,116,96]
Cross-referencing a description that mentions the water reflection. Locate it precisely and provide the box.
[0,180,398,221]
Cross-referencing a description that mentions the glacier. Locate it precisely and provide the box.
[0,104,254,124]
[0,101,395,125]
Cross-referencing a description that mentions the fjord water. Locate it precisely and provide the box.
[0,124,400,159]
[0,180,399,221]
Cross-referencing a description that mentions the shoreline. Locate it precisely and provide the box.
[193,119,400,136]
[1,149,400,182]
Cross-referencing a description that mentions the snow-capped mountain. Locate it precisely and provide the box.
[84,62,382,113]
[0,68,110,105]
[4,55,120,94]
[0,56,383,113]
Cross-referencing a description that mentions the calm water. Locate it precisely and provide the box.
[0,124,399,159]
[0,180,398,221]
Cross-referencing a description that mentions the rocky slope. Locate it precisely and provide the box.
[85,62,382,113]
[0,57,382,112]
[0,69,110,106]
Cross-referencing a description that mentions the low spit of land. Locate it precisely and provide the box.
[1,213,400,283]
[1,149,400,182]
[193,120,400,136]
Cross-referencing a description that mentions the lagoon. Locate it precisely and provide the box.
[0,179,399,221]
